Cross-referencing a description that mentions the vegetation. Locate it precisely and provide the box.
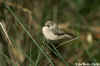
[0,0,100,66]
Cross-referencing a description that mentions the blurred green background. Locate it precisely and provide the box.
[0,0,100,66]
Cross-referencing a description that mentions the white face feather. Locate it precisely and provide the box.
[42,26,59,40]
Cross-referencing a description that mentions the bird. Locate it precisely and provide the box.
[42,21,79,65]
[42,20,77,52]
[42,21,75,41]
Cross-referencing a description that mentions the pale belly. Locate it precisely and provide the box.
[42,27,59,40]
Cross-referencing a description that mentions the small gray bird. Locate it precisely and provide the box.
[42,21,79,61]
[42,21,78,59]
[42,21,75,41]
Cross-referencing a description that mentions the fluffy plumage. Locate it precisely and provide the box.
[42,21,75,41]
[42,21,76,59]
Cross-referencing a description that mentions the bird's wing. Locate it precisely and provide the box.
[53,28,76,39]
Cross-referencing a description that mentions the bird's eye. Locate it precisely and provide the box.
[47,25,50,27]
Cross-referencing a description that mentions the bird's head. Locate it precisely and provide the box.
[44,21,57,30]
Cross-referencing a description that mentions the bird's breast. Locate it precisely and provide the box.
[42,27,58,40]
